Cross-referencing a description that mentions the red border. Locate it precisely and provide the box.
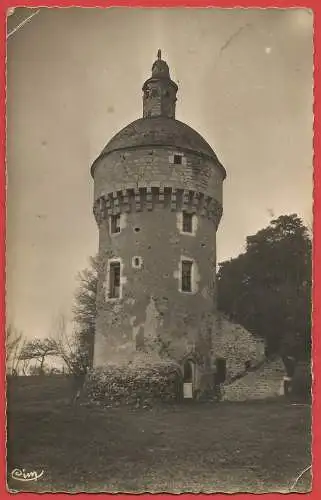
[1,1,319,499]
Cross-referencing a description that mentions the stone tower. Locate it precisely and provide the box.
[91,51,226,372]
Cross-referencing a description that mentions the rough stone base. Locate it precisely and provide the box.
[222,358,285,402]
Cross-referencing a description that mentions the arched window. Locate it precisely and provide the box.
[183,361,193,383]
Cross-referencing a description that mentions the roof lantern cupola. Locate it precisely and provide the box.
[142,49,178,119]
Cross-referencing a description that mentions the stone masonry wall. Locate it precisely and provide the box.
[93,147,223,205]
[222,358,285,401]
[93,144,223,370]
[94,207,216,367]
[211,314,266,381]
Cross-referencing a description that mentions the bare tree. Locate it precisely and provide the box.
[20,356,32,376]
[49,314,89,403]
[19,337,57,375]
[6,324,26,375]
[73,255,100,369]
[49,314,87,374]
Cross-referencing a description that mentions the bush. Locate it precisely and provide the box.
[290,362,312,403]
[86,358,183,407]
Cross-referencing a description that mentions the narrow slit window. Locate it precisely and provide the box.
[182,212,193,233]
[109,262,120,298]
[110,214,120,234]
[181,260,193,292]
[151,88,158,97]
[174,154,183,165]
[132,256,142,268]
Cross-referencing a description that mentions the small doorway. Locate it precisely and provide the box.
[215,357,227,384]
[183,360,194,399]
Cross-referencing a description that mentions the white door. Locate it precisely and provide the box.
[183,382,193,399]
[183,360,194,399]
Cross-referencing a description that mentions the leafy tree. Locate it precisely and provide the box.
[73,255,100,369]
[217,214,311,361]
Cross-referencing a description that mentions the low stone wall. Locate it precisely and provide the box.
[222,357,285,402]
[212,315,266,381]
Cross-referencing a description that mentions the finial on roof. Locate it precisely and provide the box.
[150,49,171,79]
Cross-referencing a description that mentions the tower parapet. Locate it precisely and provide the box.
[91,52,226,375]
[93,187,222,229]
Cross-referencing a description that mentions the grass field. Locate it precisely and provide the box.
[6,375,311,493]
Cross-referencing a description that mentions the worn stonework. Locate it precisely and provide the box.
[92,145,224,210]
[91,53,225,377]
[90,52,275,399]
[222,358,286,402]
[211,314,266,381]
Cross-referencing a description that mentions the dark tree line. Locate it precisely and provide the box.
[73,214,312,366]
[217,214,312,361]
[10,214,311,375]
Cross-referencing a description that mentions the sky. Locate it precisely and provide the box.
[6,8,313,340]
